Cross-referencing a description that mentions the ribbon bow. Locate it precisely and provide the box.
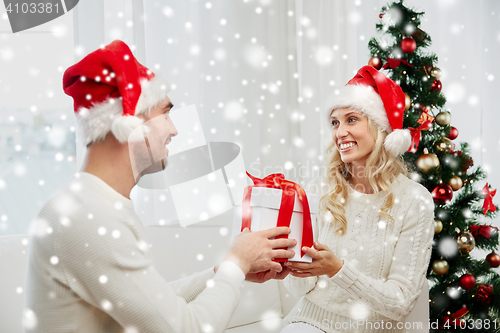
[407,120,433,153]
[442,307,468,328]
[470,225,499,239]
[242,172,314,259]
[383,57,414,69]
[481,183,497,216]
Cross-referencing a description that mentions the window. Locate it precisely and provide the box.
[0,12,75,236]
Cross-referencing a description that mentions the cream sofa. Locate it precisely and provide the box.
[0,214,429,332]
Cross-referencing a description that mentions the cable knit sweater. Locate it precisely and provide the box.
[25,172,245,333]
[283,174,435,333]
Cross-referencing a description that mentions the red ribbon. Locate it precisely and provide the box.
[441,307,468,329]
[382,57,414,69]
[242,172,314,259]
[407,120,433,153]
[481,183,497,215]
[470,225,499,239]
[451,307,469,319]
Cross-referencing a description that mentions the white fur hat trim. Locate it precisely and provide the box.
[324,84,411,155]
[76,75,169,145]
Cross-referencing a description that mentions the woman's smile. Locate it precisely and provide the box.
[330,107,375,164]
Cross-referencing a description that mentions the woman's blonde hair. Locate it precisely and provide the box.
[319,115,408,235]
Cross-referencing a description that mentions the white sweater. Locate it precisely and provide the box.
[283,174,434,333]
[25,172,245,333]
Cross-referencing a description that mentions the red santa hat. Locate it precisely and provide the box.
[324,65,411,156]
[63,40,169,145]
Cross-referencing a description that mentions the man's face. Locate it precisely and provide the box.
[129,96,177,181]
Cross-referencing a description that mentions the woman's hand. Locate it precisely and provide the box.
[285,242,343,278]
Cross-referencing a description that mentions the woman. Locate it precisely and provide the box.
[281,66,435,333]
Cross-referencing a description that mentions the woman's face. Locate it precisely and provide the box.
[330,107,376,166]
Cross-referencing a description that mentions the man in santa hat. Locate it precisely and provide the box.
[25,40,296,332]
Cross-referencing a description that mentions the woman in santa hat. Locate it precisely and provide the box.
[281,66,435,333]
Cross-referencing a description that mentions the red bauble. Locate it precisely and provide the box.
[431,79,442,93]
[486,252,500,268]
[459,273,476,290]
[379,14,384,18]
[401,37,416,54]
[448,126,459,140]
[476,284,494,304]
[432,183,453,204]
[368,56,383,70]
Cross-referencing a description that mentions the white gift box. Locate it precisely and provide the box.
[231,186,318,263]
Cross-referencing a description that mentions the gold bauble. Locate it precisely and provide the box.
[435,111,451,126]
[404,93,411,111]
[432,259,449,275]
[457,231,475,253]
[434,137,453,154]
[434,220,443,234]
[448,176,463,191]
[417,152,440,172]
[430,67,442,80]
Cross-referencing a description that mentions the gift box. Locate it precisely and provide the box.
[231,173,318,263]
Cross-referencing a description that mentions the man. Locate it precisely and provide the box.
[25,40,295,332]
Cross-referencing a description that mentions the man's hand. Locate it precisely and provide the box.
[224,227,296,275]
[245,263,292,283]
[285,242,343,278]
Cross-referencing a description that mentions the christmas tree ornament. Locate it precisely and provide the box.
[446,285,462,299]
[448,176,463,191]
[368,56,383,70]
[379,13,384,19]
[432,183,453,203]
[450,150,474,173]
[417,149,440,172]
[485,252,500,268]
[401,37,416,53]
[404,93,411,111]
[459,273,476,290]
[430,67,442,80]
[431,79,442,93]
[416,109,435,125]
[448,126,459,140]
[423,65,433,76]
[435,111,451,126]
[383,57,413,70]
[457,231,475,253]
[432,259,449,275]
[481,183,497,216]
[470,225,499,240]
[413,28,427,43]
[434,137,453,154]
[434,220,443,234]
[475,284,493,304]
[438,237,459,257]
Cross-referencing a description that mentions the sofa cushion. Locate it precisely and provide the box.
[228,279,283,329]
[145,226,285,330]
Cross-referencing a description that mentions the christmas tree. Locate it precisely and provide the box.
[367,1,500,331]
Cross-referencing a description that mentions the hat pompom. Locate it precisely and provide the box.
[111,115,145,143]
[384,128,411,156]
